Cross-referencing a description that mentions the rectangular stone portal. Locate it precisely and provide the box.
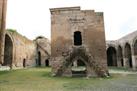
[50,6,108,77]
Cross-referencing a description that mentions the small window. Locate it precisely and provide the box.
[74,31,82,46]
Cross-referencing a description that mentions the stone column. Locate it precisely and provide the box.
[131,46,136,70]
[117,49,122,67]
[123,58,129,68]
[0,0,7,65]
[123,46,128,68]
[117,58,122,67]
[132,55,136,70]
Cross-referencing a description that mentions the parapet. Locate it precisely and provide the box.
[50,6,80,14]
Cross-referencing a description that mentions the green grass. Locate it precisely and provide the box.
[0,67,137,91]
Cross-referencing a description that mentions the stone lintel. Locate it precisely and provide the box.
[50,6,80,13]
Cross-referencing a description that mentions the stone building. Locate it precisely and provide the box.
[106,30,137,70]
[50,7,108,77]
[35,36,51,67]
[0,0,7,65]
[2,30,36,68]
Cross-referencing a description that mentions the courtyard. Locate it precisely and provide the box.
[0,67,137,91]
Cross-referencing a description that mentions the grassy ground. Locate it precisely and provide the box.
[0,67,137,91]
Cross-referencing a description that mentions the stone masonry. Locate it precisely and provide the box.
[0,0,7,65]
[106,30,137,70]
[35,36,51,67]
[50,7,108,77]
[2,30,36,68]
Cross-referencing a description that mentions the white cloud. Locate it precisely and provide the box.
[6,0,137,40]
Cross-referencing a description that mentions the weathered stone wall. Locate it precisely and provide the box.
[50,7,108,77]
[35,36,51,66]
[106,30,137,70]
[5,30,36,68]
[0,0,7,64]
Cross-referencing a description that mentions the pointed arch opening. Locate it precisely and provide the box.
[71,57,87,77]
[125,43,132,68]
[3,34,13,66]
[107,46,117,66]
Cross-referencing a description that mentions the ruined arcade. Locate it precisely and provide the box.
[50,7,108,77]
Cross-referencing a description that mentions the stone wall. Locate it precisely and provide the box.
[106,30,137,70]
[35,36,51,66]
[0,0,7,64]
[4,30,36,68]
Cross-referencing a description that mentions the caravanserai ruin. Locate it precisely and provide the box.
[0,0,137,78]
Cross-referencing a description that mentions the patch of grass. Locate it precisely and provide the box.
[0,67,137,91]
[0,71,10,75]
[109,66,129,70]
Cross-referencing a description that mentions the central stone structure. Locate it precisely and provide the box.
[50,6,108,77]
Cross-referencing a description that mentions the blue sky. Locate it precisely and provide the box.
[6,0,137,40]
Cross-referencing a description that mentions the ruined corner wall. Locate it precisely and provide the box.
[35,37,51,66]
[7,31,36,68]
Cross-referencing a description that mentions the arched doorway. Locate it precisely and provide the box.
[117,45,124,67]
[55,47,107,77]
[74,31,82,46]
[45,59,49,66]
[3,34,13,66]
[71,57,87,77]
[107,46,117,66]
[23,59,26,68]
[38,51,41,66]
[125,43,132,68]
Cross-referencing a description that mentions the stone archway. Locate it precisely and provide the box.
[71,57,87,77]
[117,45,124,67]
[125,43,132,68]
[107,46,117,66]
[3,34,13,66]
[55,47,108,77]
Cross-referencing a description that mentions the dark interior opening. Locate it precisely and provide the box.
[45,59,49,66]
[74,31,82,46]
[77,59,85,66]
[38,51,41,66]
[107,47,117,66]
[3,34,13,66]
[23,59,26,68]
[129,57,132,68]
[121,59,124,67]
